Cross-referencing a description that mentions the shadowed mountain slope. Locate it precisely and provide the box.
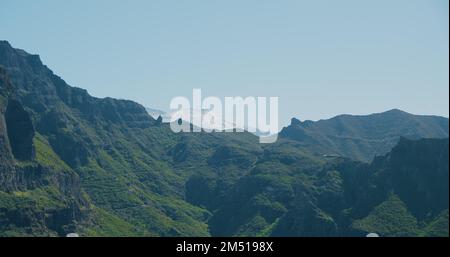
[280,110,448,162]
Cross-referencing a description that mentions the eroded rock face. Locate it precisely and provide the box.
[0,67,17,191]
[5,100,35,160]
[0,54,91,236]
[0,116,16,191]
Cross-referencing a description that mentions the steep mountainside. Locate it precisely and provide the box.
[0,66,91,236]
[0,41,261,236]
[0,41,448,237]
[207,138,448,237]
[280,110,448,162]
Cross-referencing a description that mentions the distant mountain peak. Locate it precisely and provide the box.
[290,117,302,126]
[0,40,44,71]
[386,108,405,113]
[0,40,12,47]
[382,108,410,115]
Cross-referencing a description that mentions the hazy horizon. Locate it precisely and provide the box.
[1,0,448,126]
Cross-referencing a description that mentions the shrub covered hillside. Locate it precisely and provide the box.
[0,41,448,236]
[280,112,448,162]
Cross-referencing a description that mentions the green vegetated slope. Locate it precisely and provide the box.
[0,67,90,236]
[280,110,448,162]
[206,138,449,237]
[0,41,448,237]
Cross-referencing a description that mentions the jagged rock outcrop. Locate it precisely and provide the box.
[5,99,35,160]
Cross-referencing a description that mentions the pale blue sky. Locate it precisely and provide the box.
[1,0,448,126]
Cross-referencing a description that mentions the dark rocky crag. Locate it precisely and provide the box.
[0,65,90,236]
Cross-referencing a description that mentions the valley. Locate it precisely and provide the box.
[0,41,448,237]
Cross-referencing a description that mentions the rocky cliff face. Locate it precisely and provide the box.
[0,67,16,191]
[207,138,449,237]
[5,99,35,160]
[338,138,449,236]
[372,137,449,220]
[0,41,212,236]
[0,64,90,236]
[0,41,155,167]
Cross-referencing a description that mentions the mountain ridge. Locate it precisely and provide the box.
[0,41,448,237]
[281,108,448,162]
